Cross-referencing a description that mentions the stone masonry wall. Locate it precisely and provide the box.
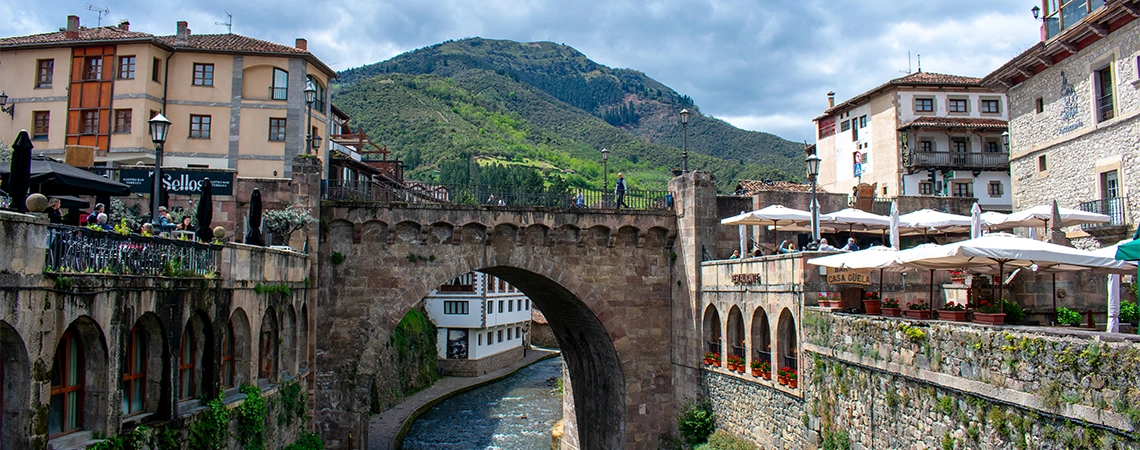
[702,370,808,448]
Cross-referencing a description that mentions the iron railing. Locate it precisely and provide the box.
[1079,196,1130,229]
[322,179,674,211]
[906,151,1010,170]
[707,341,722,356]
[783,355,798,372]
[755,350,771,366]
[45,225,221,276]
[731,344,745,360]
[1097,93,1115,123]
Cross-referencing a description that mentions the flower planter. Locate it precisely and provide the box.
[904,309,931,320]
[777,375,788,386]
[819,300,841,309]
[974,312,1007,325]
[864,300,882,315]
[752,369,762,377]
[703,358,712,365]
[736,365,745,374]
[951,277,967,285]
[712,360,721,368]
[725,363,735,371]
[761,371,771,381]
[939,310,969,322]
[881,307,902,317]
[788,378,798,389]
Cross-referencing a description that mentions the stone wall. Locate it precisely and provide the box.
[702,371,807,448]
[437,344,523,377]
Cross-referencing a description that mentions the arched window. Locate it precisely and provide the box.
[271,68,288,100]
[222,321,235,388]
[777,308,798,373]
[306,75,326,111]
[259,309,278,381]
[281,307,296,378]
[226,309,253,388]
[726,306,745,363]
[49,330,84,435]
[178,326,196,400]
[2,321,31,443]
[298,304,309,371]
[122,325,146,415]
[750,308,771,374]
[702,305,722,359]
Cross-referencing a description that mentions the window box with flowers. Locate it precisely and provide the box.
[939,301,969,322]
[707,352,721,367]
[880,298,902,317]
[752,360,771,379]
[786,368,798,389]
[863,291,882,315]
[727,354,744,372]
[974,300,1006,325]
[819,292,842,308]
[950,270,967,285]
[905,301,931,320]
[776,367,789,385]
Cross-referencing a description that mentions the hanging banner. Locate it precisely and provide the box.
[119,169,235,196]
[827,267,873,286]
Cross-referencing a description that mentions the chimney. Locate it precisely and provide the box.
[295,38,308,51]
[118,20,130,31]
[65,15,80,39]
[175,21,190,45]
[827,91,836,109]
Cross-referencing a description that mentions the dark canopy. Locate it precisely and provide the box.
[0,157,130,197]
[244,188,264,246]
[196,178,214,242]
[5,131,33,212]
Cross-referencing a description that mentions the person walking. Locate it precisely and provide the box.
[46,198,63,224]
[614,172,629,209]
[573,190,585,208]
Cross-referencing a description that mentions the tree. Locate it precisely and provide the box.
[264,206,316,244]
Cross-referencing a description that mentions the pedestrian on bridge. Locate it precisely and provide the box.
[615,173,629,209]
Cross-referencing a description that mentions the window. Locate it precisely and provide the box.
[840,120,851,132]
[189,114,211,138]
[498,300,504,314]
[516,326,521,339]
[497,330,503,343]
[859,115,867,128]
[915,98,934,112]
[118,56,135,79]
[259,314,277,380]
[443,301,469,315]
[37,59,54,87]
[271,68,289,100]
[478,334,483,346]
[1038,154,1048,172]
[33,111,50,140]
[1096,66,1114,122]
[308,75,326,111]
[268,118,287,141]
[852,122,859,141]
[1102,170,1120,199]
[981,99,1000,114]
[920,140,933,152]
[152,58,161,82]
[178,327,196,399]
[507,328,512,340]
[988,181,1004,197]
[80,110,98,135]
[192,63,214,86]
[49,330,84,435]
[113,109,131,134]
[526,299,530,310]
[953,182,973,198]
[487,301,493,313]
[84,56,103,80]
[148,110,158,136]
[1035,97,1045,113]
[122,325,146,415]
[919,182,933,195]
[508,300,513,312]
[985,141,1000,153]
[948,98,968,113]
[222,322,235,387]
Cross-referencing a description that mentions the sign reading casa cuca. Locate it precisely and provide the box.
[826,267,872,286]
[732,273,761,284]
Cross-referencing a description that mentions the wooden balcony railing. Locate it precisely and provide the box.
[906,151,1010,170]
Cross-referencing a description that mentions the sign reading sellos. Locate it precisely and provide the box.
[826,267,872,286]
[119,169,235,196]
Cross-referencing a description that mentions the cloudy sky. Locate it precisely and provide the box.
[3,1,1041,142]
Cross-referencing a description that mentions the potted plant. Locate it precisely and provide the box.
[939,301,969,322]
[710,352,721,367]
[703,352,716,365]
[787,368,798,388]
[672,167,684,176]
[819,292,841,308]
[736,358,746,374]
[758,360,771,380]
[777,367,789,385]
[974,300,1006,325]
[864,291,882,315]
[881,298,902,317]
[726,354,742,372]
[950,270,967,285]
[904,301,931,320]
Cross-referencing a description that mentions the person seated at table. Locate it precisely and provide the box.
[96,213,114,232]
[818,238,840,252]
[751,246,764,257]
[155,206,177,233]
[729,249,741,259]
[87,203,104,225]
[177,216,192,231]
[805,240,820,251]
[843,237,860,252]
[778,240,798,254]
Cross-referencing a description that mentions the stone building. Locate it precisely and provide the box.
[0,15,335,179]
[981,0,1140,245]
[422,271,533,376]
[814,72,1011,211]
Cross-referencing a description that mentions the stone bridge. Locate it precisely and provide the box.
[316,202,680,449]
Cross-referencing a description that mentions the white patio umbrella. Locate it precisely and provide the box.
[889,201,900,250]
[721,204,813,249]
[970,203,983,239]
[808,246,906,301]
[997,204,1110,230]
[981,211,1009,228]
[821,208,891,234]
[899,209,973,237]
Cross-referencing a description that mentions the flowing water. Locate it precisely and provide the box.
[402,356,565,450]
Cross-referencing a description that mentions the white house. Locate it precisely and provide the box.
[423,271,532,376]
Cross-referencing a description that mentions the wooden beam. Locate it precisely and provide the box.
[1058,41,1079,53]
[1036,55,1053,68]
[1087,21,1109,36]
[1120,1,1140,17]
[1017,66,1035,78]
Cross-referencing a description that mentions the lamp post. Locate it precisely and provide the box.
[304,80,316,155]
[601,147,609,191]
[1001,130,1010,152]
[679,109,690,172]
[148,113,172,223]
[0,92,13,118]
[806,153,822,242]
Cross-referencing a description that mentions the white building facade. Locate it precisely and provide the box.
[423,271,532,376]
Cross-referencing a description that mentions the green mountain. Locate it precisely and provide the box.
[332,38,805,191]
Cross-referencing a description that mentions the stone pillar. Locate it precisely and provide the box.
[289,155,321,429]
[669,171,719,404]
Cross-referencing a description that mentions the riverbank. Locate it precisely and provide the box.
[368,348,561,450]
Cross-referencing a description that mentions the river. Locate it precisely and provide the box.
[401,356,565,450]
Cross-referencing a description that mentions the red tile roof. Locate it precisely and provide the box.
[897,117,1008,130]
[888,71,981,87]
[155,34,309,55]
[736,179,812,194]
[0,26,153,46]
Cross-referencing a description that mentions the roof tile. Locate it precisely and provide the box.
[0,26,153,46]
[735,179,813,194]
[897,117,1008,130]
[155,34,308,54]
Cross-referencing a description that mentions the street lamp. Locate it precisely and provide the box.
[0,92,13,118]
[1001,130,1010,152]
[601,147,609,191]
[679,109,690,172]
[806,153,822,242]
[305,80,317,155]
[148,113,172,223]
[1031,5,1041,20]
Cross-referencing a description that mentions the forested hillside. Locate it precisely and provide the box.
[333,37,806,191]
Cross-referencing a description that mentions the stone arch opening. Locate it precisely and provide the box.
[49,316,109,438]
[298,304,309,372]
[777,308,797,374]
[750,307,771,372]
[702,304,722,358]
[123,313,169,419]
[726,305,745,363]
[0,321,30,446]
[259,308,279,383]
[281,306,297,378]
[224,309,252,389]
[178,311,214,404]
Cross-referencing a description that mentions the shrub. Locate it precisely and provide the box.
[283,432,324,450]
[188,393,228,450]
[696,430,757,449]
[1002,299,1025,324]
[678,399,715,447]
[1057,307,1082,326]
[822,430,851,450]
[1121,300,1138,324]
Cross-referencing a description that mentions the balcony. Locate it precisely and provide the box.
[906,151,1009,171]
[1079,197,1130,230]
